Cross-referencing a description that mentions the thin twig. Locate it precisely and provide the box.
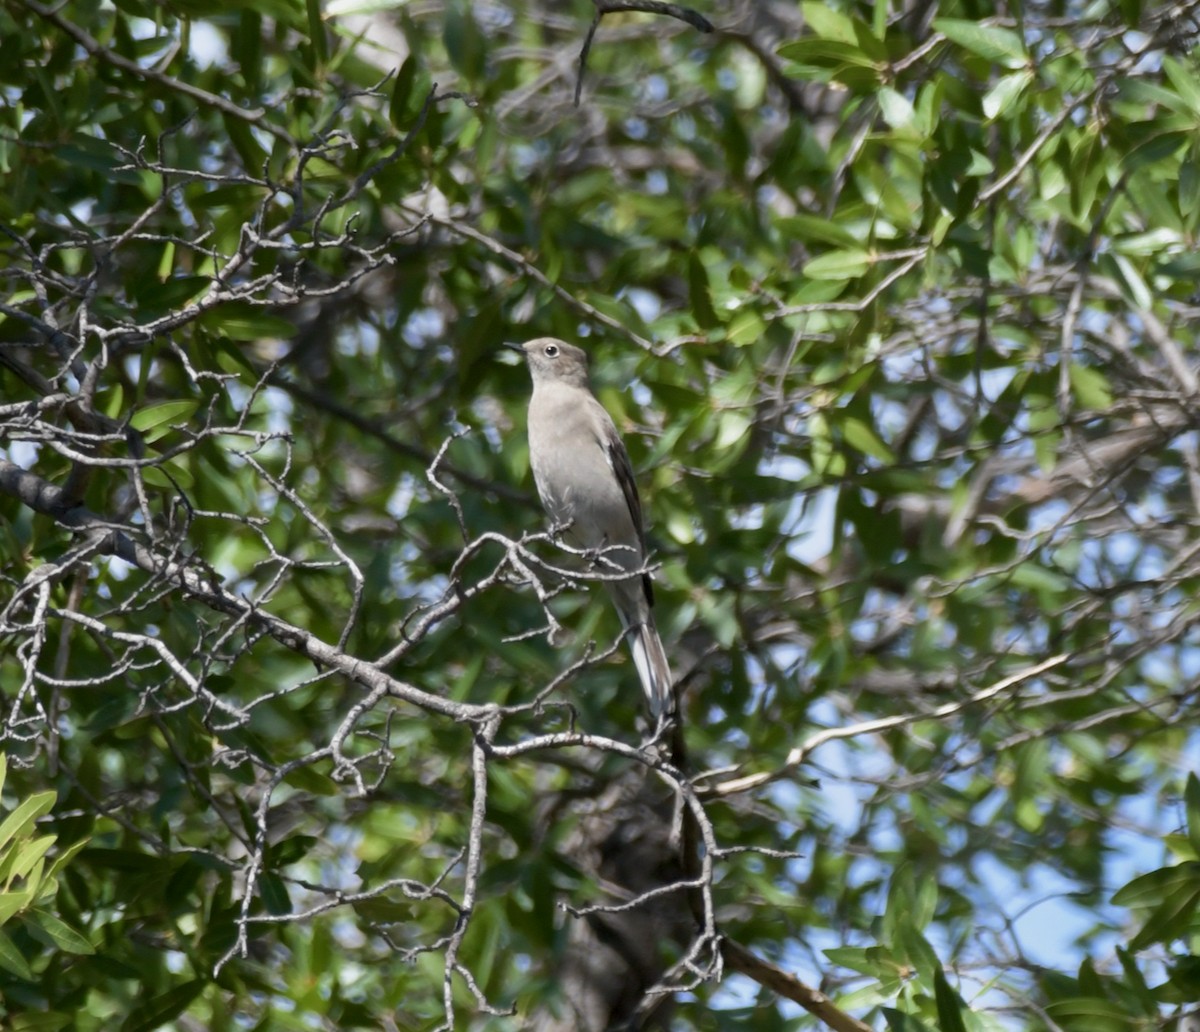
[575,0,715,106]
[711,653,1071,797]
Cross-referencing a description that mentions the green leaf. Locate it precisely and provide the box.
[0,889,32,926]
[983,69,1033,120]
[129,400,200,433]
[140,457,196,490]
[1156,251,1200,279]
[804,249,872,280]
[1118,0,1143,23]
[800,1,856,42]
[896,922,940,981]
[282,765,339,796]
[697,591,739,647]
[120,980,206,1032]
[688,252,718,329]
[664,505,696,545]
[1187,773,1200,858]
[211,336,261,385]
[777,38,882,70]
[1068,364,1113,411]
[933,969,969,1032]
[46,837,90,883]
[444,3,485,81]
[1046,997,1138,1019]
[390,54,432,128]
[221,113,268,171]
[1116,946,1159,1016]
[0,927,32,980]
[200,303,296,341]
[1180,159,1200,217]
[231,9,263,94]
[842,416,895,462]
[7,834,55,888]
[259,873,291,916]
[0,791,56,854]
[1099,253,1153,310]
[1130,884,1200,950]
[878,87,918,134]
[852,18,888,62]
[1115,76,1191,112]
[10,1014,71,1032]
[727,310,765,347]
[825,945,905,978]
[1112,227,1182,257]
[1123,128,1189,171]
[23,908,95,954]
[882,1011,935,1032]
[1070,130,1105,218]
[715,410,753,451]
[1010,562,1071,600]
[1112,861,1200,906]
[136,276,208,315]
[935,18,1028,69]
[911,875,938,931]
[777,214,862,248]
[306,0,327,66]
[1163,56,1200,117]
[327,0,409,12]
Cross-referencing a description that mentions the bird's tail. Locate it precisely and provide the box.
[628,619,675,720]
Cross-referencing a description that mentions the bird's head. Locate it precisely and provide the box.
[503,337,591,388]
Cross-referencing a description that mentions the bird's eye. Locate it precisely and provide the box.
[544,344,559,357]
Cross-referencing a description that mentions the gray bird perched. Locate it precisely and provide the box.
[505,337,674,721]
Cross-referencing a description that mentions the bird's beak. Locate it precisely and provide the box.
[500,341,524,354]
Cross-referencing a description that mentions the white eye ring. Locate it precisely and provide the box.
[545,344,559,357]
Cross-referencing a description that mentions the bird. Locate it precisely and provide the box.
[505,337,674,722]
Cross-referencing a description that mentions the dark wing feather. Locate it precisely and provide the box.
[600,417,655,607]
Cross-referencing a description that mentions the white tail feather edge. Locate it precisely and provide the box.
[629,621,674,719]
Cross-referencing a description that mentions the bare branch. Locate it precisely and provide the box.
[575,1,715,106]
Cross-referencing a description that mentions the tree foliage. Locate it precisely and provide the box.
[2,0,1200,1028]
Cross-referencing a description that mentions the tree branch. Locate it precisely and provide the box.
[575,0,715,105]
[721,938,873,1032]
[15,0,296,144]
[0,459,487,723]
[709,652,1071,796]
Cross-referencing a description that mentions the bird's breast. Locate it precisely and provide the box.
[527,397,637,554]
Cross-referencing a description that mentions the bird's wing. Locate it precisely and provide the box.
[590,401,656,608]
[595,408,645,544]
